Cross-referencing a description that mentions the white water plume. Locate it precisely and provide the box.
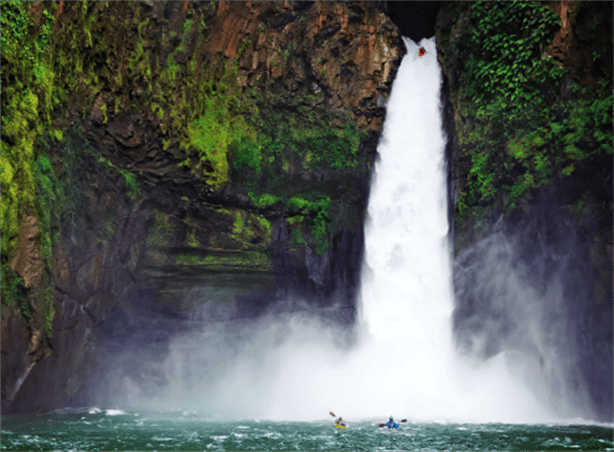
[259,37,558,423]
[113,38,570,423]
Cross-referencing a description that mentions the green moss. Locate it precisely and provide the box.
[256,215,272,243]
[1,263,24,309]
[1,0,373,320]
[119,170,139,200]
[249,193,283,208]
[100,103,108,124]
[2,4,61,323]
[147,210,175,248]
[230,211,252,246]
[97,156,140,200]
[186,228,199,248]
[172,249,271,272]
[43,285,54,337]
[449,1,613,217]
[201,251,272,272]
[311,215,329,255]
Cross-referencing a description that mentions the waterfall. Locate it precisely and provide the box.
[260,37,556,422]
[360,37,452,357]
[356,35,455,415]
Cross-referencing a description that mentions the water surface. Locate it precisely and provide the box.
[2,408,612,451]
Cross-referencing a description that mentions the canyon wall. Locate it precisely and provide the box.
[437,1,612,420]
[1,1,403,413]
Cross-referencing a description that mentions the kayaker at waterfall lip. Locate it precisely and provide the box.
[418,47,426,57]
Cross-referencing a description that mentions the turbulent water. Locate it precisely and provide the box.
[2,409,613,451]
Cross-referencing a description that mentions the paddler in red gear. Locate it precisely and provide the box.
[418,47,426,57]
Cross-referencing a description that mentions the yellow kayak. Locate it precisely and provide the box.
[334,424,347,429]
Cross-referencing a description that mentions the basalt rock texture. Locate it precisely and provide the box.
[8,160,152,414]
[2,1,403,414]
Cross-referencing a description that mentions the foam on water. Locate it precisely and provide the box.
[2,414,612,451]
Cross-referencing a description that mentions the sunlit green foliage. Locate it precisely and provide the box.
[1,1,55,260]
[186,95,258,189]
[1,0,372,316]
[1,1,57,323]
[249,193,283,208]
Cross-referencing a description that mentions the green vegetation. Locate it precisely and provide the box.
[147,210,175,248]
[230,88,366,254]
[1,0,375,332]
[249,193,283,208]
[175,251,272,272]
[0,262,24,306]
[1,2,135,331]
[446,1,613,219]
[1,1,55,262]
[185,95,257,189]
[1,1,58,331]
[97,156,139,200]
[244,91,366,186]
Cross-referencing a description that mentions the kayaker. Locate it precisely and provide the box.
[335,416,345,427]
[384,416,399,429]
[418,47,426,57]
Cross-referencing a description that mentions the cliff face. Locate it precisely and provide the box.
[1,1,403,413]
[436,1,612,420]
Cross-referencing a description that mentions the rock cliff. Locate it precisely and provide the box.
[436,1,612,420]
[1,1,403,413]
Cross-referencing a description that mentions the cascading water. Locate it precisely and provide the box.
[359,37,453,366]
[260,37,556,422]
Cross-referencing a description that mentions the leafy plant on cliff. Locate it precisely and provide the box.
[457,2,560,208]
[97,156,139,200]
[454,1,612,217]
[185,94,258,189]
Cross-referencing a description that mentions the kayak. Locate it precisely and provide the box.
[333,424,347,429]
[379,423,399,429]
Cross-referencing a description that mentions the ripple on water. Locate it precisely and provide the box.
[152,436,174,441]
[263,431,282,439]
[3,416,613,451]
